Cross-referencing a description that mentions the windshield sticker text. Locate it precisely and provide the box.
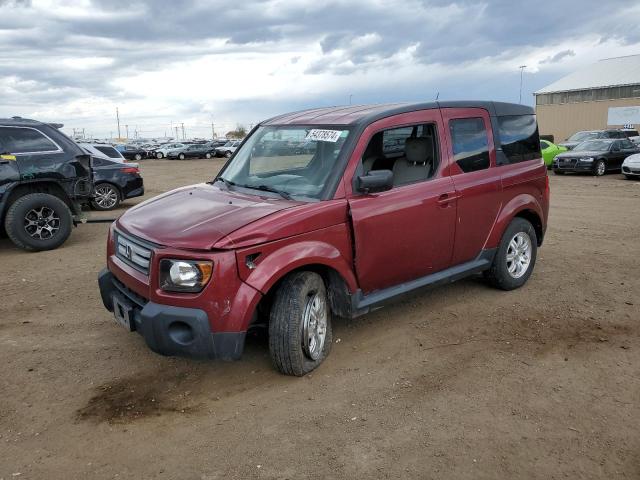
[305,129,343,143]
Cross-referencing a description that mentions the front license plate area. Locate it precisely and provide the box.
[112,294,135,331]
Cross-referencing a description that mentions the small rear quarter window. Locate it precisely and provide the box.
[498,115,540,164]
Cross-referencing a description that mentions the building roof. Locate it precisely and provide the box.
[262,101,534,126]
[536,55,640,95]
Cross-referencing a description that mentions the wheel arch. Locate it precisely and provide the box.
[486,194,545,249]
[3,181,75,214]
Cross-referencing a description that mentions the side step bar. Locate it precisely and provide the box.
[351,249,496,316]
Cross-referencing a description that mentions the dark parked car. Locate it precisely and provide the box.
[167,143,215,160]
[119,146,147,161]
[91,158,144,210]
[553,138,638,176]
[0,117,92,251]
[559,129,628,150]
[99,101,549,376]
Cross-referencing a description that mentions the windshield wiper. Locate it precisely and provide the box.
[215,176,237,187]
[245,184,292,200]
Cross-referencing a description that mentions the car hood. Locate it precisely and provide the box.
[556,150,604,159]
[116,183,300,250]
[624,154,640,164]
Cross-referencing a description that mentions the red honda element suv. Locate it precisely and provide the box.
[98,101,549,376]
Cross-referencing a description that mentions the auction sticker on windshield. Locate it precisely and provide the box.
[305,129,343,143]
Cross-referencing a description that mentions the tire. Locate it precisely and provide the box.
[205,152,212,159]
[553,169,564,175]
[594,159,606,176]
[4,193,73,252]
[484,217,537,291]
[135,153,142,161]
[269,272,333,376]
[224,150,232,158]
[156,152,164,159]
[91,183,120,210]
[179,153,185,160]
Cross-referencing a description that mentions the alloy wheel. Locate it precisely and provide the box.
[24,206,60,240]
[94,185,119,209]
[506,232,532,279]
[301,292,328,361]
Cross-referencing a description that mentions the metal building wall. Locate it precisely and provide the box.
[535,97,640,142]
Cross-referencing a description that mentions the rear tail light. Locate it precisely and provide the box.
[121,167,139,174]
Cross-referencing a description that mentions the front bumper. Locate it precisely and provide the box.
[553,159,594,172]
[98,268,245,360]
[622,165,640,176]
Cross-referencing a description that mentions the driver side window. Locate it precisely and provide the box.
[361,123,439,187]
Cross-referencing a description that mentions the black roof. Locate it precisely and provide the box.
[0,117,63,129]
[262,101,534,127]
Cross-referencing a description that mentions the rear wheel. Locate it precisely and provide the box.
[205,152,212,159]
[4,193,73,251]
[484,218,537,291]
[224,150,232,158]
[179,153,185,160]
[135,153,143,161]
[91,183,120,210]
[594,159,606,176]
[269,272,332,376]
[156,152,164,159]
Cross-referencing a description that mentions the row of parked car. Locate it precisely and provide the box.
[539,128,640,178]
[114,140,243,161]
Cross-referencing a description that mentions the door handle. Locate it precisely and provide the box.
[437,192,459,206]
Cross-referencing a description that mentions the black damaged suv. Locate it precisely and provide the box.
[0,117,92,251]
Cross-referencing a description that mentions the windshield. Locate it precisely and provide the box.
[568,131,599,142]
[218,125,351,200]
[574,140,611,152]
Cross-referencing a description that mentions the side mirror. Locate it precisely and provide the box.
[356,170,393,193]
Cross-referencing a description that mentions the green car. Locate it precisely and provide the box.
[540,140,568,168]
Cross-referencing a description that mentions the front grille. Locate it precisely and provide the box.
[558,158,577,168]
[112,276,148,308]
[115,230,153,275]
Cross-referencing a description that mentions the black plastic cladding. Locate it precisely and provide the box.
[217,101,535,200]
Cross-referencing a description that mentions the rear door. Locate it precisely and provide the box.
[0,128,21,193]
[440,108,502,265]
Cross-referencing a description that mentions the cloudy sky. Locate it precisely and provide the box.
[1,0,640,139]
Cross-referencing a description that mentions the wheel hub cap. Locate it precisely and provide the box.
[95,186,118,208]
[302,292,328,361]
[506,232,532,279]
[24,206,60,240]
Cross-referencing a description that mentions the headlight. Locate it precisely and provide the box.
[579,157,594,163]
[159,259,213,292]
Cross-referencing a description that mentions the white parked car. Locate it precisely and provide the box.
[78,143,126,163]
[215,140,242,158]
[153,143,187,159]
[622,153,640,179]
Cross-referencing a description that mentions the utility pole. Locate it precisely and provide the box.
[519,65,527,104]
[125,124,129,140]
[181,123,185,140]
[211,123,215,140]
[349,94,353,105]
[175,126,179,140]
[116,107,121,139]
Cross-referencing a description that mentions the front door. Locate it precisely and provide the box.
[346,110,456,294]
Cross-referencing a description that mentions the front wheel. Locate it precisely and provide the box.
[594,159,606,176]
[484,218,537,291]
[224,150,232,158]
[4,193,73,251]
[269,272,333,376]
[178,153,185,160]
[205,152,212,159]
[135,153,143,161]
[156,152,164,159]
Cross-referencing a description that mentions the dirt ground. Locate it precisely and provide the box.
[1,159,639,480]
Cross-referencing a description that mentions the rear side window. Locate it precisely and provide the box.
[95,146,122,159]
[498,115,540,164]
[0,126,60,154]
[449,118,490,173]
